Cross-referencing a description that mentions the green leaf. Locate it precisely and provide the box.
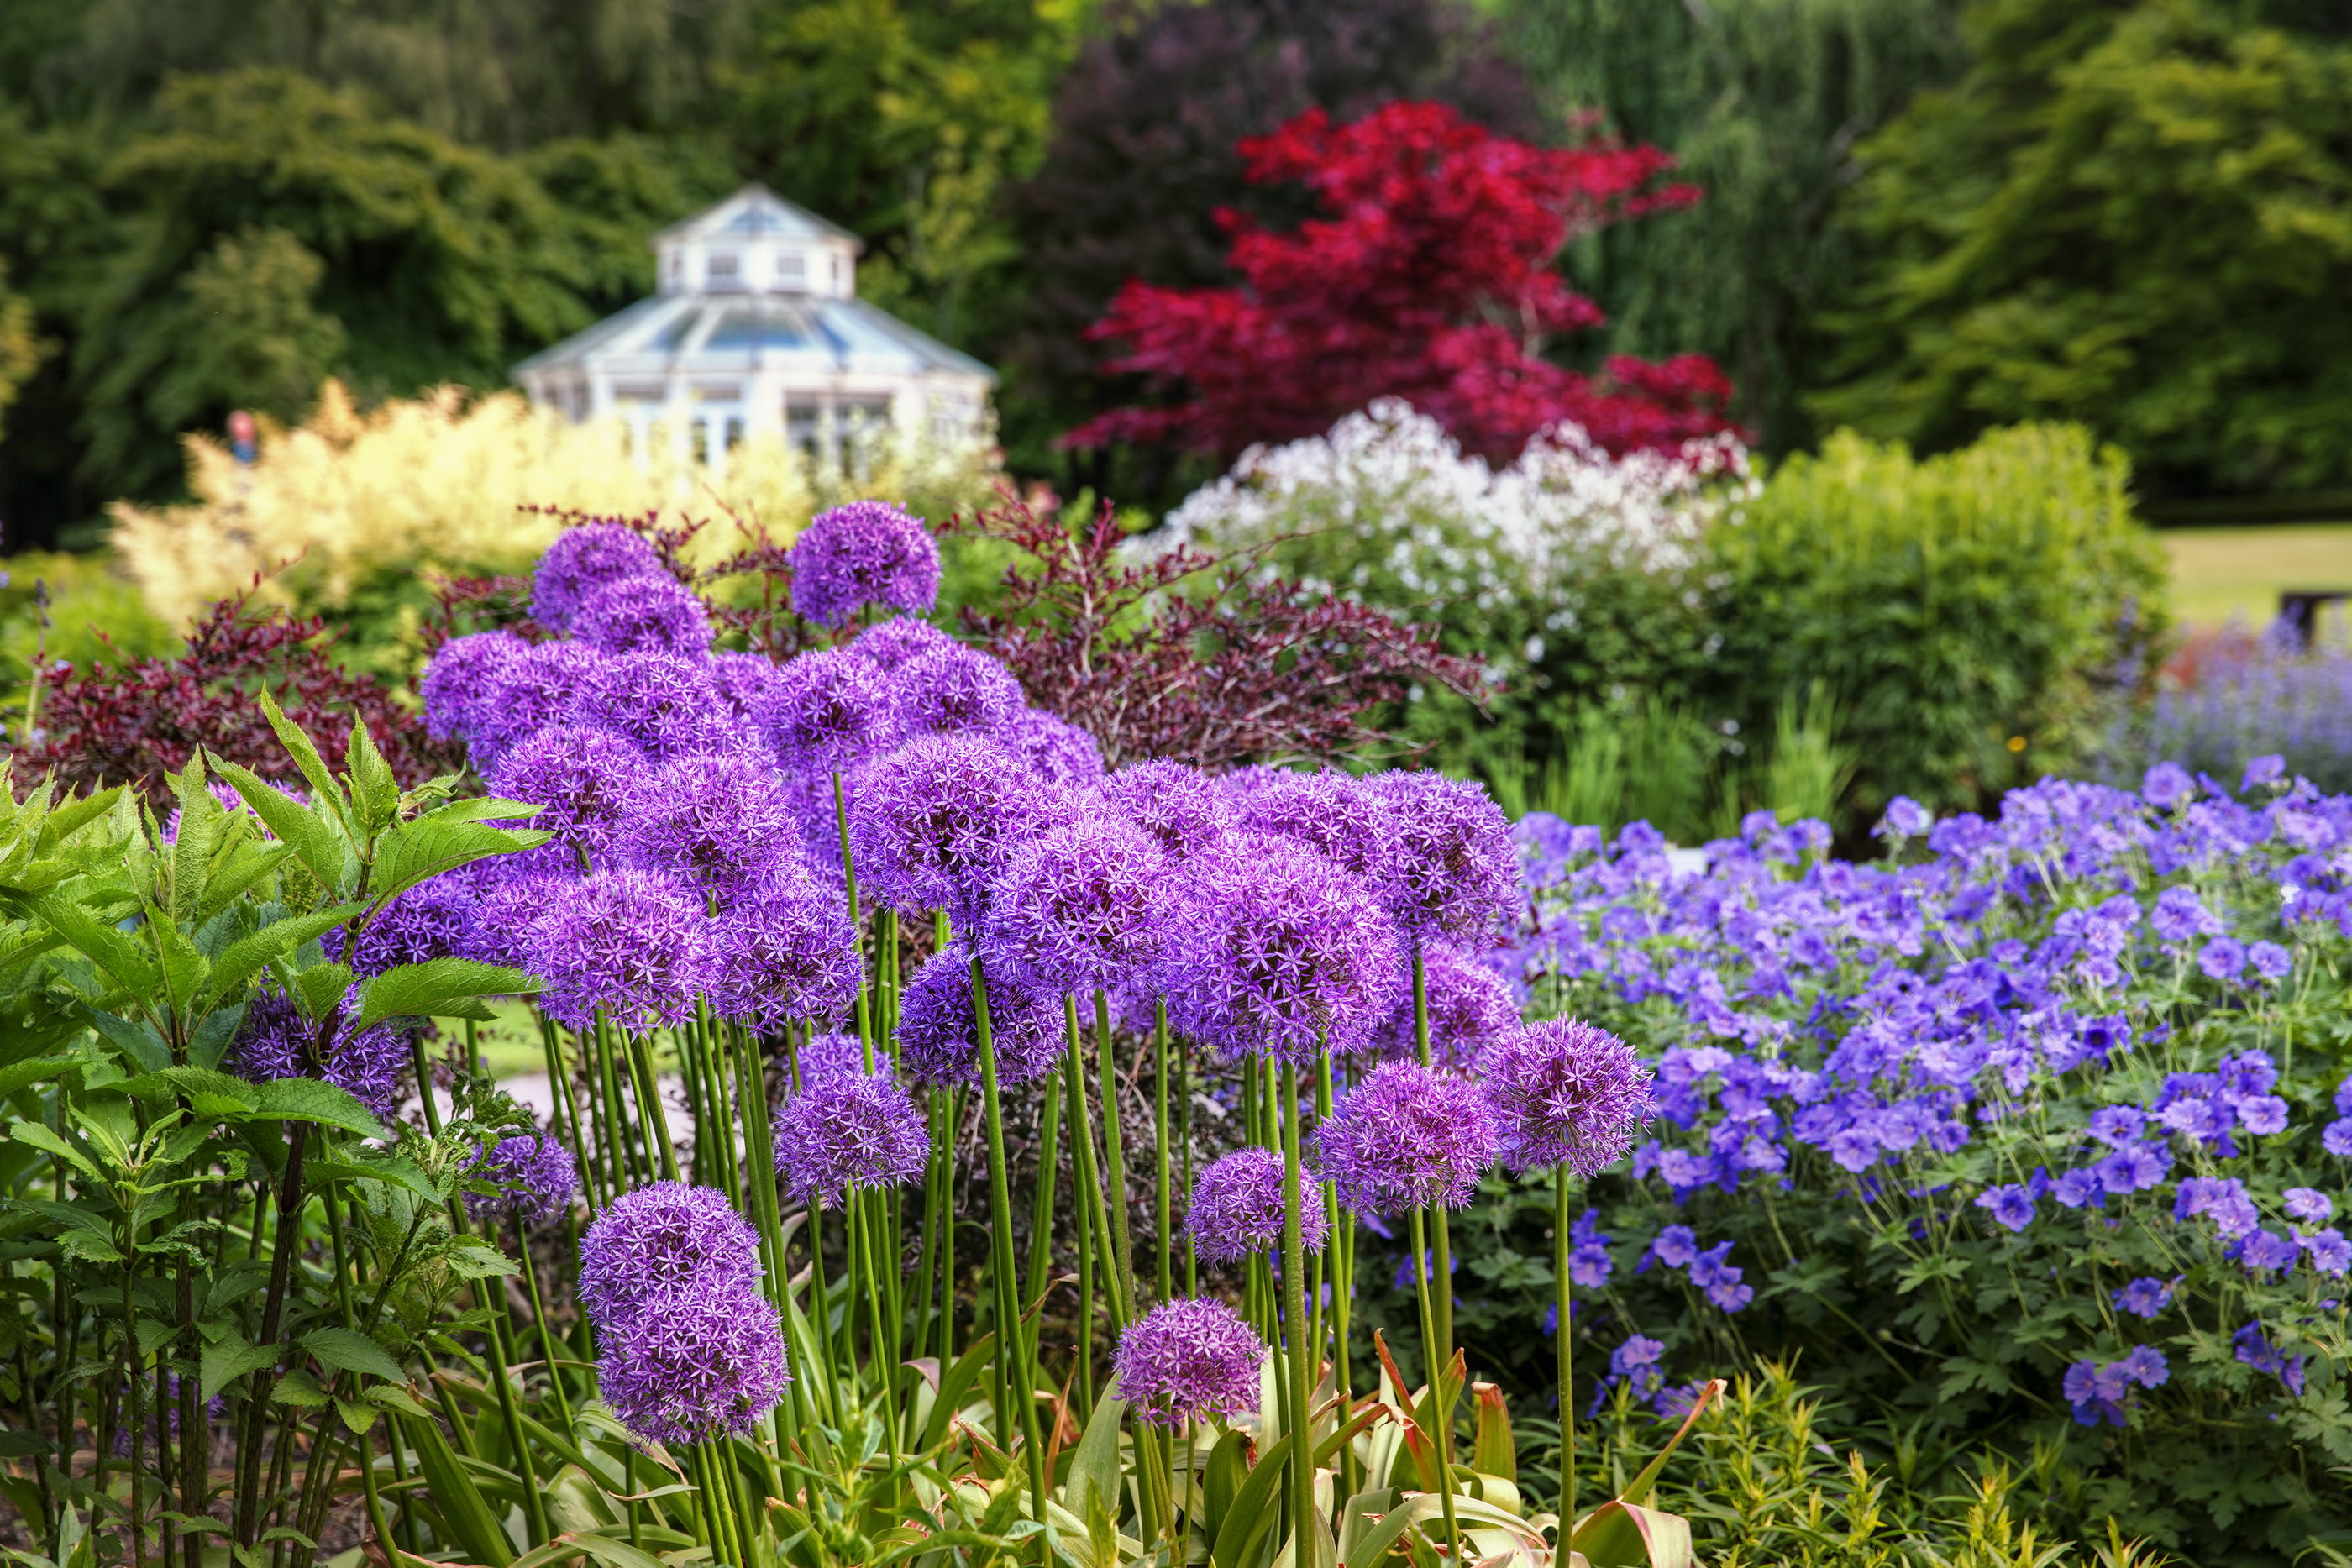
[197,905,366,1018]
[444,1237,521,1279]
[15,892,160,999]
[346,721,402,831]
[36,787,128,853]
[213,758,350,894]
[5,1125,100,1183]
[301,1326,405,1382]
[1570,1500,1695,1568]
[0,1057,78,1099]
[335,1399,380,1434]
[370,811,551,910]
[249,694,354,842]
[1210,1429,1294,1568]
[270,1368,333,1408]
[248,1079,389,1141]
[201,1335,279,1402]
[352,957,539,1032]
[364,1384,433,1419]
[125,1067,261,1119]
[400,1412,517,1567]
[285,963,354,1021]
[81,1009,171,1074]
[1061,1394,1126,1530]
[307,1155,441,1204]
[1471,1381,1515,1484]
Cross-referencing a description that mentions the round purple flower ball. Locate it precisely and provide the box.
[851,616,958,673]
[1371,941,1520,1067]
[470,641,611,771]
[771,1055,929,1208]
[1231,768,1398,888]
[1004,708,1104,789]
[533,525,668,633]
[1163,835,1407,1066]
[1184,1148,1329,1265]
[848,732,1053,921]
[1363,769,1517,943]
[894,942,1067,1089]
[986,815,1178,994]
[1093,761,1233,863]
[1479,1019,1655,1178]
[421,632,528,743]
[463,867,575,968]
[487,726,644,861]
[895,642,1026,739]
[706,871,861,1030]
[577,1180,763,1327]
[616,752,794,899]
[711,652,781,726]
[1316,1059,1499,1217]
[599,1281,791,1446]
[790,501,942,629]
[229,990,410,1124]
[1110,1298,1266,1430]
[528,868,708,1031]
[572,649,742,763]
[345,875,476,976]
[466,1135,578,1227]
[759,648,902,776]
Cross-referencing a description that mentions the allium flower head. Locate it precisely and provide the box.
[790,501,941,628]
[230,990,410,1123]
[573,650,742,763]
[345,876,476,976]
[1184,1148,1328,1264]
[1164,835,1407,1065]
[1093,760,1234,863]
[851,616,958,673]
[573,574,712,658]
[599,1282,790,1446]
[578,1181,763,1326]
[533,525,669,632]
[617,753,794,898]
[1364,769,1518,941]
[1373,941,1520,1066]
[1110,1298,1267,1430]
[849,733,1053,920]
[464,868,574,968]
[421,632,529,743]
[1316,1059,1499,1216]
[1481,1019,1655,1177]
[771,1054,928,1207]
[894,942,1066,1088]
[759,648,901,775]
[487,726,644,861]
[895,642,1026,738]
[706,869,860,1029]
[792,1030,869,1086]
[472,642,609,768]
[711,652,781,726]
[466,1135,578,1226]
[987,816,1177,993]
[529,868,708,1030]
[1232,769,1398,886]
[1005,708,1105,789]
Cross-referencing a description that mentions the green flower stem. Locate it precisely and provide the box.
[1024,1070,1064,1374]
[912,1088,945,1387]
[1062,1001,1110,1406]
[1556,1163,1575,1529]
[514,1216,578,1444]
[1407,1206,1462,1565]
[627,1029,681,1184]
[542,1019,601,1214]
[590,1012,634,1189]
[1410,948,1454,1366]
[731,1027,805,1450]
[847,1198,904,1478]
[1318,1051,1355,1499]
[1092,990,1140,1324]
[1180,1036,1198,1297]
[805,1199,846,1429]
[832,770,874,1060]
[938,1088,962,1369]
[1278,1066,1315,1556]
[969,953,1049,1508]
[1152,1002,1173,1303]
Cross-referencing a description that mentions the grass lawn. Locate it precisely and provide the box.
[2160,522,2352,631]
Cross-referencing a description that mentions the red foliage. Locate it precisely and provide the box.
[1063,101,1735,464]
[12,590,459,805]
[943,485,1487,769]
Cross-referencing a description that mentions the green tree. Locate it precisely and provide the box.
[0,260,43,446]
[1498,0,1967,454]
[1812,0,2352,496]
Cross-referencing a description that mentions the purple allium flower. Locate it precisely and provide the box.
[1231,769,1398,887]
[895,642,1026,738]
[1876,797,1933,838]
[711,652,780,726]
[790,1030,869,1086]
[465,868,574,968]
[466,1135,578,1226]
[986,815,1177,994]
[616,753,793,899]
[2247,940,2293,982]
[577,1181,764,1326]
[851,616,958,673]
[2142,762,2196,810]
[573,574,712,658]
[1004,707,1105,789]
[533,525,668,633]
[1092,760,1234,863]
[1363,769,1518,942]
[573,650,738,763]
[1316,1059,1499,1218]
[487,726,644,861]
[599,1281,790,1445]
[706,871,859,1030]
[1976,1183,2038,1233]
[759,648,901,776]
[2286,1188,2334,1224]
[345,876,476,976]
[1372,942,1520,1067]
[849,733,1054,921]
[1163,836,1407,1066]
[2112,1277,2175,1318]
[473,641,610,768]
[1184,1148,1330,1264]
[1110,1298,1266,1430]
[1480,1018,1654,1178]
[421,632,529,742]
[789,501,941,628]
[529,868,708,1030]
[770,1055,928,1208]
[893,942,1066,1089]
[229,990,410,1122]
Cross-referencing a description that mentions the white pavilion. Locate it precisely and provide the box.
[512,185,996,478]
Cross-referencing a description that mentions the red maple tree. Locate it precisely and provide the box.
[1063,100,1736,464]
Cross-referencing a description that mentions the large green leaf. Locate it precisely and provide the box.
[351,957,538,1031]
[197,905,365,1017]
[370,806,550,909]
[4,1123,100,1183]
[302,1326,406,1382]
[35,787,127,855]
[17,891,159,999]
[1569,1501,1695,1568]
[1060,1394,1126,1530]
[0,1056,78,1099]
[249,1078,389,1140]
[213,755,352,894]
[345,721,402,832]
[202,1335,281,1402]
[401,1411,517,1567]
[124,1067,260,1118]
[1210,1428,1294,1568]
